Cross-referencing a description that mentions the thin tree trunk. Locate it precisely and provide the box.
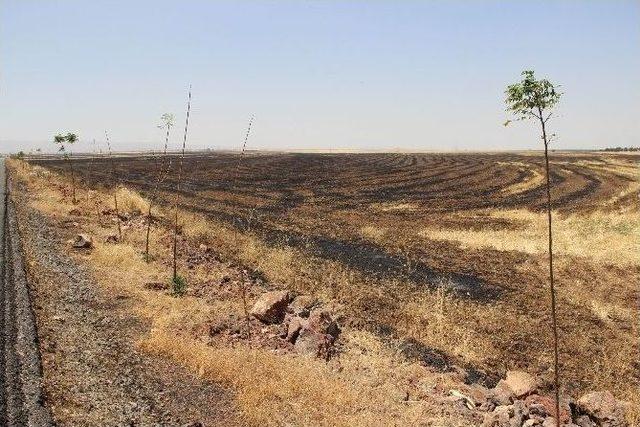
[146,123,172,263]
[173,86,192,282]
[145,200,152,261]
[113,191,122,239]
[105,131,122,240]
[69,153,77,204]
[540,114,560,423]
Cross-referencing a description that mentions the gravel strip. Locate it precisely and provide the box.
[9,171,240,426]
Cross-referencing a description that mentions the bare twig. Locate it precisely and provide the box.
[145,114,174,262]
[104,130,122,240]
[172,85,192,282]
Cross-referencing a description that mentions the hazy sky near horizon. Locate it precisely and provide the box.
[1,1,639,153]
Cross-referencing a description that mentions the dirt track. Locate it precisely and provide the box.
[1,159,54,426]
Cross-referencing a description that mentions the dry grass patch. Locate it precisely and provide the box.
[141,329,470,427]
[370,201,418,212]
[116,187,149,214]
[421,209,640,266]
[360,225,387,242]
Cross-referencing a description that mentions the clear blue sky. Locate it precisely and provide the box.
[1,1,638,153]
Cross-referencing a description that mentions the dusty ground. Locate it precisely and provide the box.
[8,170,241,426]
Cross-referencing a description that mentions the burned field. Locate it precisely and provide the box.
[33,151,639,418]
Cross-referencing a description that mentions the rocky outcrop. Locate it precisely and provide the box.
[452,372,629,427]
[250,291,341,358]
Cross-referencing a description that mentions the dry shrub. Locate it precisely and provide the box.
[116,187,149,214]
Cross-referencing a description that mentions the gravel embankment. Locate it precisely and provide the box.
[2,159,55,426]
[8,169,240,426]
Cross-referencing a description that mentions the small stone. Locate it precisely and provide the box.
[525,394,573,424]
[294,309,340,358]
[577,391,626,427]
[482,405,512,427]
[491,382,515,406]
[286,317,303,343]
[105,234,119,243]
[542,417,557,427]
[288,295,317,317]
[464,384,491,408]
[199,244,208,251]
[72,234,93,248]
[510,400,528,426]
[501,371,538,398]
[573,415,596,427]
[250,290,290,324]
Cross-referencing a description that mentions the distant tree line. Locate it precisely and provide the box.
[602,146,640,152]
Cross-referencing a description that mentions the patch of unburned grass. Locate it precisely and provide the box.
[370,201,418,212]
[141,330,469,427]
[360,225,387,242]
[116,186,149,214]
[420,209,640,266]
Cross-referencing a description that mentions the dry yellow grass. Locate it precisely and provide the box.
[420,209,640,266]
[116,186,149,214]
[370,201,418,212]
[141,331,469,427]
[360,225,387,242]
[497,161,545,196]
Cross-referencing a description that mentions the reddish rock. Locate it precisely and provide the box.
[288,295,317,317]
[250,290,290,324]
[524,394,572,423]
[577,391,627,427]
[464,384,492,408]
[574,415,597,427]
[286,317,303,343]
[294,309,340,358]
[481,405,512,427]
[491,382,515,406]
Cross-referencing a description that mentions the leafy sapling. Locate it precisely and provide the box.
[54,132,79,203]
[505,69,562,422]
